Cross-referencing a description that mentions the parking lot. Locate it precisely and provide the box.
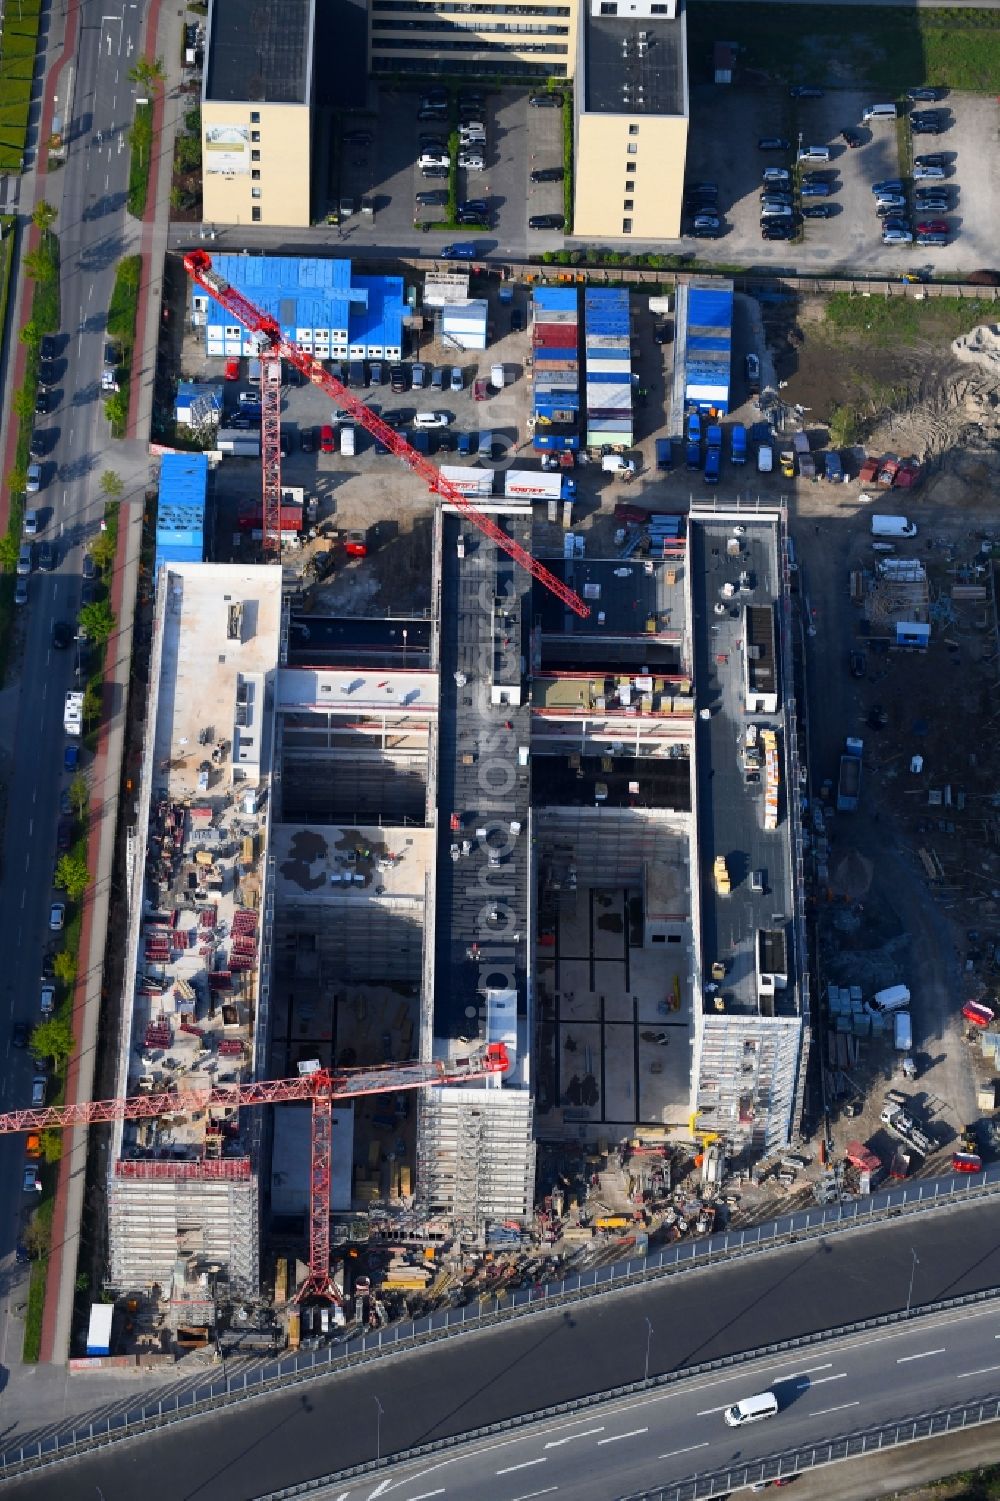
[329,86,566,260]
[668,84,999,274]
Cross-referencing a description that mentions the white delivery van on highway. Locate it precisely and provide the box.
[871,514,917,538]
[724,1391,779,1427]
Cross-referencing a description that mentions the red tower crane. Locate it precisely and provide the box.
[15,1043,509,1303]
[183,251,589,618]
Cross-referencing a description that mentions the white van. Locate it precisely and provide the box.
[490,362,505,389]
[724,1392,779,1427]
[339,424,356,457]
[871,514,917,538]
[872,983,911,1014]
[863,103,898,122]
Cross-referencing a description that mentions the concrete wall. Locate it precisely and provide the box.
[202,101,311,228]
[368,0,578,76]
[574,111,687,240]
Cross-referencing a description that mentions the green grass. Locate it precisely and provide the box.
[825,291,997,346]
[127,101,153,218]
[0,0,42,172]
[105,255,142,436]
[22,1207,52,1363]
[561,93,573,232]
[687,4,1000,93]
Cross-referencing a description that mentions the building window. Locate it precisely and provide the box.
[251,130,261,143]
[627,143,637,156]
[251,149,260,162]
[250,110,260,124]
[251,169,260,181]
[628,124,638,136]
[622,218,632,234]
[626,161,636,173]
[252,206,261,222]
[600,1,616,10]
[251,187,262,199]
[651,3,668,10]
[624,199,634,211]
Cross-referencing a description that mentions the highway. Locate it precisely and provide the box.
[0,0,144,1333]
[3,1195,1000,1499]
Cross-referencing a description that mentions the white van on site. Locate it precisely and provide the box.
[872,983,911,1014]
[724,1392,779,1427]
[863,103,898,122]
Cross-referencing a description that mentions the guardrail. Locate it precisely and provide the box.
[624,1397,1000,1500]
[3,1169,999,1480]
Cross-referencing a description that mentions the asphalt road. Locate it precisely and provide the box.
[0,0,142,1304]
[326,1298,1000,1501]
[5,1196,1000,1499]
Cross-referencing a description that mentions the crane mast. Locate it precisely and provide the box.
[19,1044,509,1303]
[183,251,589,618]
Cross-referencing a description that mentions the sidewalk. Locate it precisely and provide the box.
[39,0,185,1363]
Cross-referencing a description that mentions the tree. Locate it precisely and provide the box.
[23,246,56,284]
[0,534,19,573]
[70,774,89,819]
[7,465,28,497]
[78,599,117,644]
[99,470,123,501]
[40,1130,64,1166]
[23,1209,52,1259]
[55,851,91,902]
[31,1014,74,1070]
[14,384,36,422]
[53,948,77,987]
[104,390,128,431]
[89,528,117,575]
[19,320,41,348]
[128,56,166,95]
[83,681,102,723]
[31,200,57,235]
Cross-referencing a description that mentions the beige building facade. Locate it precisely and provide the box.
[201,0,315,228]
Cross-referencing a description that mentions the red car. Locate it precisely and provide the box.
[224,357,240,380]
[916,219,948,235]
[320,424,335,454]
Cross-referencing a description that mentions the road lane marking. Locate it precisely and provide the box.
[796,1373,847,1390]
[697,1403,732,1416]
[774,1363,832,1383]
[958,1364,1000,1379]
[407,1492,445,1500]
[545,1427,604,1448]
[596,1428,647,1445]
[508,1491,557,1501]
[497,1459,547,1476]
[659,1442,709,1460]
[897,1349,945,1363]
[812,1401,860,1418]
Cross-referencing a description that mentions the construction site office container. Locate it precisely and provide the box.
[533,288,579,312]
[439,465,495,499]
[534,324,578,347]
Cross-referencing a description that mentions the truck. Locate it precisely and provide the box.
[602,454,637,480]
[655,438,673,472]
[880,1103,934,1158]
[216,429,261,458]
[504,469,575,502]
[793,430,816,479]
[730,423,747,465]
[824,449,843,483]
[64,691,83,737]
[704,424,722,484]
[871,513,917,538]
[836,736,863,812]
[872,983,911,1014]
[894,1011,913,1052]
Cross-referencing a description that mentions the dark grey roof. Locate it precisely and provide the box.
[584,12,686,117]
[205,0,313,104]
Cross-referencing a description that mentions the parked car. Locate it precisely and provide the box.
[913,164,946,180]
[916,219,949,234]
[320,424,335,454]
[916,231,948,246]
[910,118,944,134]
[841,128,864,147]
[914,195,949,213]
[22,1166,41,1195]
[528,214,564,230]
[762,168,791,185]
[413,411,450,428]
[416,189,448,207]
[530,166,563,183]
[802,203,835,218]
[421,165,449,179]
[757,136,789,151]
[789,85,824,98]
[913,153,947,168]
[299,426,315,453]
[450,366,464,391]
[34,389,49,415]
[529,93,563,108]
[883,226,914,244]
[801,180,831,197]
[38,541,55,572]
[798,145,831,163]
[872,178,905,195]
[875,194,907,211]
[693,213,721,230]
[762,223,795,240]
[49,902,65,931]
[907,86,943,101]
[23,508,39,536]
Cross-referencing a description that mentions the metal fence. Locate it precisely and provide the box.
[624,1398,1000,1501]
[3,1170,999,1479]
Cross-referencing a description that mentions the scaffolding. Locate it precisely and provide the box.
[416,1086,535,1231]
[108,1168,261,1295]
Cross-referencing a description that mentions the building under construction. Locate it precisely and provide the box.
[108,497,808,1299]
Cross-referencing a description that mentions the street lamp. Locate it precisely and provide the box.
[374,1395,384,1461]
[644,1317,654,1383]
[906,1248,919,1316]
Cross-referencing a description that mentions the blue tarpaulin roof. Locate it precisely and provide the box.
[198,255,403,349]
[156,453,207,574]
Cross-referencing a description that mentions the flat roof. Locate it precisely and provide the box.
[688,517,797,1019]
[205,0,313,104]
[199,257,404,350]
[271,823,433,906]
[287,614,431,669]
[538,557,687,638]
[584,12,686,118]
[533,753,690,810]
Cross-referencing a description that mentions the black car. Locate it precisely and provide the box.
[300,426,315,453]
[434,433,457,453]
[52,619,73,650]
[421,165,449,179]
[908,86,943,101]
[416,189,448,207]
[29,433,45,459]
[390,366,409,393]
[802,203,835,218]
[38,542,55,572]
[460,199,489,216]
[383,409,413,429]
[530,166,564,183]
[653,323,672,344]
[279,429,294,457]
[910,118,943,134]
[762,223,795,240]
[528,213,564,230]
[510,309,524,333]
[789,85,824,98]
[417,108,447,122]
[914,153,947,168]
[841,128,864,148]
[850,649,867,678]
[38,362,56,388]
[456,210,486,225]
[686,181,717,197]
[529,93,563,108]
[34,390,48,414]
[40,334,57,360]
[691,225,721,239]
[12,1022,29,1050]
[757,136,789,151]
